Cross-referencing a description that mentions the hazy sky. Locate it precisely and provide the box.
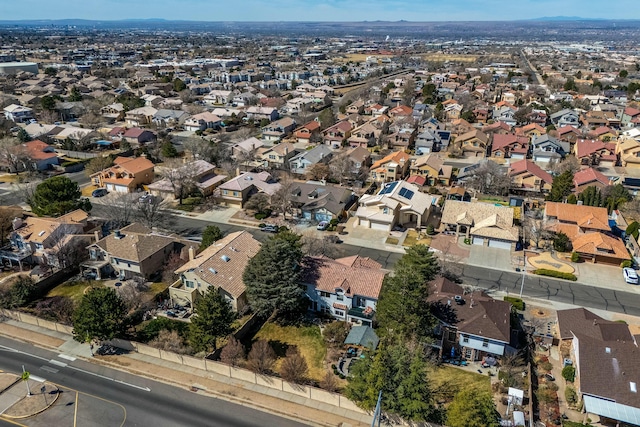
[2,0,639,21]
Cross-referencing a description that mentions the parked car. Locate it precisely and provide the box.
[545,373,555,381]
[317,221,329,231]
[138,192,154,203]
[261,225,279,233]
[623,267,638,284]
[92,188,108,197]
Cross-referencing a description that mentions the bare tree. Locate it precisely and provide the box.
[247,339,276,374]
[183,137,216,162]
[271,175,295,220]
[467,161,512,196]
[306,163,331,181]
[524,211,551,249]
[134,195,174,230]
[0,137,29,174]
[99,193,138,229]
[149,330,190,354]
[243,193,271,213]
[280,347,308,384]
[301,230,341,258]
[549,155,580,175]
[85,155,114,176]
[319,371,339,392]
[329,155,354,185]
[160,159,200,205]
[220,337,245,367]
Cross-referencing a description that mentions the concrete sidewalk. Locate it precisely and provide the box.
[0,319,370,427]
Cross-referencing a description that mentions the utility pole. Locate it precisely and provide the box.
[519,227,526,298]
[21,365,31,396]
[371,390,382,427]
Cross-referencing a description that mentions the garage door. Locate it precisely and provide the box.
[114,185,129,193]
[488,239,512,250]
[358,219,370,228]
[370,221,389,231]
[472,237,484,245]
[106,184,115,192]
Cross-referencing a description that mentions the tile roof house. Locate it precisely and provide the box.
[410,154,453,186]
[355,180,437,231]
[508,159,553,193]
[183,112,222,132]
[217,171,280,208]
[368,150,410,183]
[556,308,639,426]
[621,106,640,127]
[573,139,617,166]
[302,255,387,326]
[169,231,261,313]
[544,202,629,265]
[260,142,298,169]
[90,156,155,193]
[616,138,640,168]
[490,134,529,160]
[573,167,613,192]
[455,130,489,158]
[441,200,519,250]
[83,223,198,280]
[556,125,583,146]
[514,123,546,140]
[347,122,379,148]
[428,277,513,361]
[0,140,58,173]
[293,121,321,145]
[322,120,353,149]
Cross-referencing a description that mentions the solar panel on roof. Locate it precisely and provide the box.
[398,187,414,200]
[379,181,398,195]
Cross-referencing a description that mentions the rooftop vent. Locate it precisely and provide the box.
[114,230,124,239]
[221,255,230,262]
[208,267,217,274]
[631,382,637,393]
[38,230,46,237]
[605,347,611,354]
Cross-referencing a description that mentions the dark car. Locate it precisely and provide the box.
[92,188,108,197]
[261,225,279,233]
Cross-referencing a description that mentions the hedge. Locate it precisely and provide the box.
[534,269,578,281]
[504,296,525,311]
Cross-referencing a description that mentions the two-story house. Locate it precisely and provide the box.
[508,160,553,193]
[3,104,34,123]
[550,108,580,128]
[410,154,453,186]
[531,134,570,163]
[322,120,353,149]
[368,150,410,183]
[293,121,321,145]
[90,156,155,193]
[428,277,513,361]
[169,230,261,313]
[217,171,281,208]
[147,160,226,199]
[261,117,297,142]
[289,145,333,175]
[573,139,617,167]
[289,182,354,222]
[183,112,223,132]
[1,140,58,173]
[302,255,387,326]
[455,130,490,158]
[490,134,529,159]
[100,103,125,123]
[347,122,379,148]
[124,106,158,127]
[84,223,198,281]
[260,142,298,170]
[245,106,279,122]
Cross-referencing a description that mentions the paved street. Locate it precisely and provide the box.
[0,171,90,206]
[0,336,306,427]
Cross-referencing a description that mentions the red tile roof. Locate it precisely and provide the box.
[304,256,386,300]
[492,133,529,152]
[509,159,553,183]
[573,168,612,188]
[406,175,427,186]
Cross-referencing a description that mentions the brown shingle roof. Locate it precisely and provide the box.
[556,307,632,341]
[303,256,386,300]
[94,223,177,263]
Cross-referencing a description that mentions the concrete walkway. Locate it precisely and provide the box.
[0,319,371,427]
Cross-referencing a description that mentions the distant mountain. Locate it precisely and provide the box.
[531,16,605,21]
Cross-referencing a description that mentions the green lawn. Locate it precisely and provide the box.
[429,366,491,404]
[253,323,327,382]
[47,281,104,304]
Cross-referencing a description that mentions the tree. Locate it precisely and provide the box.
[422,83,436,103]
[84,155,114,176]
[247,339,276,374]
[72,287,127,343]
[0,206,22,247]
[44,67,57,77]
[134,195,172,229]
[602,184,631,213]
[271,175,295,220]
[200,225,224,251]
[0,276,37,309]
[446,389,500,427]
[553,232,572,252]
[161,141,178,158]
[188,289,235,353]
[467,161,511,196]
[525,213,551,249]
[563,78,577,92]
[319,371,339,392]
[280,347,308,384]
[562,365,576,382]
[220,337,245,367]
[160,159,200,205]
[619,69,629,79]
[68,86,83,102]
[306,163,331,181]
[318,108,336,130]
[16,128,30,143]
[0,137,29,174]
[323,321,350,347]
[547,170,574,202]
[550,155,580,176]
[29,176,92,216]
[627,221,640,240]
[149,330,190,354]
[173,78,186,92]
[244,193,271,214]
[243,232,305,319]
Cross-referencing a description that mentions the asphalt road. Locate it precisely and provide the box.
[0,336,306,427]
[0,171,90,206]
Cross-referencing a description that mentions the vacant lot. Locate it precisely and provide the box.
[253,322,327,382]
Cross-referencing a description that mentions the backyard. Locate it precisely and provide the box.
[46,280,104,304]
[429,365,492,404]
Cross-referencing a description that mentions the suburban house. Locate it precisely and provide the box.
[556,125,583,146]
[217,171,280,207]
[322,120,353,149]
[455,130,489,158]
[410,154,453,186]
[289,145,333,175]
[302,255,386,326]
[90,156,155,193]
[544,202,629,265]
[428,277,513,361]
[183,112,222,132]
[147,160,226,199]
[124,106,157,127]
[3,104,34,122]
[245,106,279,122]
[169,231,261,313]
[509,159,553,193]
[368,150,410,183]
[415,128,452,154]
[550,108,580,128]
[515,123,546,141]
[230,137,264,160]
[490,134,529,159]
[289,182,354,222]
[621,106,640,127]
[260,142,298,169]
[440,200,519,250]
[261,117,297,142]
[347,122,379,148]
[340,146,371,176]
[83,223,198,281]
[122,128,156,145]
[100,103,125,122]
[355,180,437,231]
[556,308,639,426]
[531,134,569,163]
[0,140,58,173]
[8,210,93,270]
[573,139,617,166]
[387,127,416,151]
[573,168,613,192]
[152,109,189,128]
[617,138,640,168]
[586,126,618,142]
[293,121,321,145]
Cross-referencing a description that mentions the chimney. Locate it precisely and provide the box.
[593,319,598,326]
[114,230,123,239]
[94,230,101,242]
[188,246,195,261]
[12,217,24,231]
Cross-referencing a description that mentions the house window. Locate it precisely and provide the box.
[233,191,239,197]
[357,297,366,308]
[334,310,344,317]
[482,339,489,348]
[462,335,469,344]
[269,155,276,160]
[448,331,457,342]
[465,348,472,359]
[337,294,344,301]
[319,291,331,298]
[186,280,194,288]
[223,190,228,195]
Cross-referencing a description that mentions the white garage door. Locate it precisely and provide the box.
[472,237,484,245]
[358,219,370,228]
[488,239,512,250]
[114,185,129,193]
[106,184,115,192]
[370,221,390,231]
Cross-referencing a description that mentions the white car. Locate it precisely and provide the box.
[623,267,638,284]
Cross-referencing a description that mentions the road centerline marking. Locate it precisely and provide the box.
[49,359,68,367]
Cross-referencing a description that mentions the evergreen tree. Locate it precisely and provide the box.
[161,141,178,158]
[17,128,30,143]
[188,290,235,353]
[396,352,435,421]
[446,389,500,427]
[68,86,83,102]
[29,176,92,216]
[72,288,127,343]
[243,232,305,319]
[547,170,574,202]
[199,225,224,251]
[602,184,631,212]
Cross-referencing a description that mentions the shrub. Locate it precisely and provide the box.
[138,317,189,342]
[258,223,266,228]
[504,296,525,311]
[540,361,553,372]
[621,260,633,268]
[463,238,471,245]
[149,329,190,354]
[570,252,580,263]
[323,321,350,346]
[565,386,578,406]
[426,224,436,235]
[535,386,557,405]
[338,373,346,379]
[220,337,245,367]
[553,232,572,252]
[534,269,578,281]
[255,212,268,220]
[329,218,339,226]
[562,365,576,382]
[280,347,308,384]
[626,221,640,240]
[428,186,440,194]
[547,382,559,392]
[320,371,339,392]
[247,339,276,374]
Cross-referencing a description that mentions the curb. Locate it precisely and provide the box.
[2,384,60,419]
[0,377,20,395]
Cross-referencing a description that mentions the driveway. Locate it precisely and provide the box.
[573,261,640,295]
[468,244,514,271]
